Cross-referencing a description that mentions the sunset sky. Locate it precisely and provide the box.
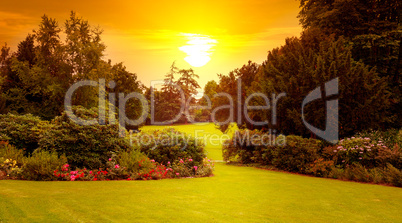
[0,0,302,90]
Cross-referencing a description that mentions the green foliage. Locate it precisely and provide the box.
[323,136,401,169]
[38,106,132,169]
[298,0,400,37]
[0,142,24,165]
[115,149,154,177]
[134,128,206,165]
[356,128,402,149]
[212,61,259,128]
[0,142,24,178]
[307,158,334,177]
[1,12,144,123]
[328,163,402,187]
[298,0,401,128]
[223,131,321,174]
[271,136,321,174]
[224,127,401,186]
[152,63,201,124]
[223,129,273,164]
[22,150,67,181]
[385,163,402,187]
[0,113,49,155]
[253,37,390,137]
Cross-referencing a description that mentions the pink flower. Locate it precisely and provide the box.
[188,159,193,162]
[150,159,155,162]
[194,166,198,171]
[179,159,184,163]
[114,164,120,169]
[176,173,180,176]
[89,171,92,174]
[167,161,171,165]
[108,158,112,161]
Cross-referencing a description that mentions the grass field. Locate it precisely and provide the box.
[0,123,401,222]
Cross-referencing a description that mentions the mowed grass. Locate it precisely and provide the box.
[0,123,401,222]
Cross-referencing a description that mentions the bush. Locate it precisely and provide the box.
[22,150,67,181]
[271,136,321,174]
[385,163,402,187]
[0,141,24,165]
[38,106,133,169]
[0,113,49,155]
[324,136,401,169]
[357,129,402,149]
[223,131,321,174]
[222,129,280,164]
[307,158,334,177]
[115,150,154,178]
[133,128,206,166]
[0,142,24,179]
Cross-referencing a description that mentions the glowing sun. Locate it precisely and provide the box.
[179,33,217,67]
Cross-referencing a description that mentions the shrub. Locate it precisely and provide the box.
[0,141,24,165]
[195,158,215,177]
[368,167,386,184]
[38,106,133,169]
[0,157,22,179]
[349,163,371,182]
[357,129,402,149]
[223,131,320,174]
[22,150,67,181]
[116,149,154,176]
[222,129,279,164]
[384,163,402,187]
[325,136,401,169]
[0,113,49,155]
[271,136,321,174]
[307,158,334,177]
[133,128,206,166]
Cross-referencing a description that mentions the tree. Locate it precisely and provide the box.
[212,61,260,130]
[0,13,144,125]
[65,11,105,78]
[298,0,400,37]
[156,63,182,122]
[16,34,36,67]
[298,0,401,127]
[252,36,390,138]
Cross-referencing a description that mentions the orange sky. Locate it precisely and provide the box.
[0,0,302,89]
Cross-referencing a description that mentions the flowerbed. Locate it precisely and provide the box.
[0,110,214,181]
[52,157,215,181]
[223,129,402,187]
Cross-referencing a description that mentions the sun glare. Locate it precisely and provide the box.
[179,33,217,67]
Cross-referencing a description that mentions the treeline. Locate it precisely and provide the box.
[1,0,401,138]
[0,12,144,122]
[199,0,401,138]
[0,11,203,127]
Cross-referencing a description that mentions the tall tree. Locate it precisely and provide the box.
[252,37,390,138]
[16,34,36,67]
[65,11,105,78]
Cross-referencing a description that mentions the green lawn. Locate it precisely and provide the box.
[1,123,401,222]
